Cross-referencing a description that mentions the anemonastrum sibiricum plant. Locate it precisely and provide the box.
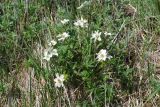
[61,19,69,25]
[48,39,57,46]
[54,73,65,88]
[104,32,112,36]
[74,17,88,28]
[43,47,58,61]
[77,1,91,9]
[57,32,70,41]
[91,30,102,42]
[96,49,112,62]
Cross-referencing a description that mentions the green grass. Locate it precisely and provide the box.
[0,0,160,106]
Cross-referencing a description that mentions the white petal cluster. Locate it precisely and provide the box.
[74,17,88,28]
[77,1,91,9]
[104,32,112,36]
[91,30,102,42]
[54,73,65,88]
[43,47,58,61]
[61,19,69,24]
[57,32,70,41]
[96,49,112,62]
[48,40,57,46]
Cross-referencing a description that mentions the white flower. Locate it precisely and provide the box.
[51,49,58,56]
[104,32,112,36]
[77,1,91,9]
[91,30,102,42]
[96,49,107,62]
[57,32,70,41]
[61,19,69,24]
[96,49,112,62]
[74,17,88,28]
[54,73,65,88]
[48,40,57,46]
[107,55,113,60]
[43,48,58,61]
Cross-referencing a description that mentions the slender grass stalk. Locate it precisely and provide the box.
[64,86,71,107]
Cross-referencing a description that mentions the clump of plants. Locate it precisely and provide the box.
[1,0,160,106]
